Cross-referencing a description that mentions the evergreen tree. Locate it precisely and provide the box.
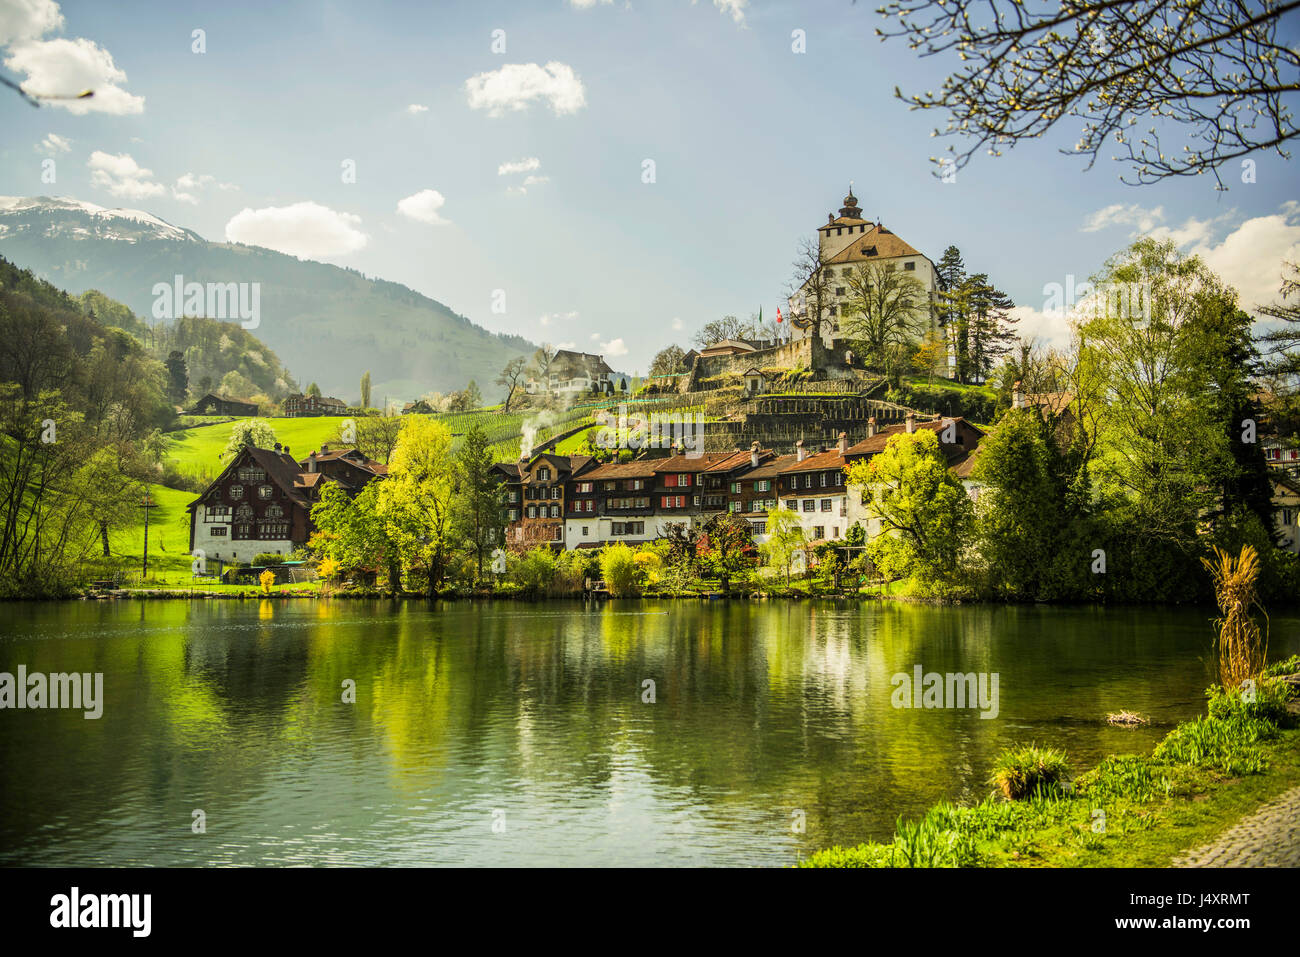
[964,274,1018,383]
[360,370,372,410]
[454,424,505,581]
[165,350,188,404]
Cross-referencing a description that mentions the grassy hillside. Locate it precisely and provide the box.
[165,416,346,485]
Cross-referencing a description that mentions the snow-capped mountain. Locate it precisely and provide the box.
[0,196,202,243]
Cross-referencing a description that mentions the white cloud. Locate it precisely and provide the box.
[1190,206,1300,313]
[498,157,540,176]
[590,332,600,341]
[0,0,63,47]
[170,172,237,203]
[38,131,70,154]
[1081,203,1165,234]
[4,36,143,114]
[522,174,549,187]
[1009,304,1073,351]
[568,0,612,8]
[670,317,684,331]
[599,337,628,358]
[225,202,368,259]
[396,188,449,225]
[87,150,165,200]
[554,341,577,350]
[711,0,748,24]
[465,62,586,117]
[539,311,578,327]
[406,103,428,114]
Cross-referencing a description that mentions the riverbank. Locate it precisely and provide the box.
[800,659,1300,868]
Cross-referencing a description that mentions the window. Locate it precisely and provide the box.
[661,495,685,509]
[820,499,832,511]
[730,482,742,494]
[612,522,626,535]
[259,522,289,540]
[813,526,825,539]
[508,508,518,520]
[904,261,916,271]
[805,475,815,489]
[835,287,845,296]
[828,305,837,316]
[582,526,589,536]
[266,504,284,519]
[258,485,274,500]
[237,467,266,482]
[802,500,815,512]
[585,500,594,513]
[576,482,593,493]
[537,467,551,481]
[210,526,227,537]
[677,474,690,486]
[629,522,645,535]
[630,479,645,491]
[752,521,767,535]
[235,504,254,522]
[551,487,560,499]
[233,524,252,540]
[554,527,563,541]
[527,506,536,519]
[754,479,770,492]
[229,485,244,500]
[550,505,560,518]
[729,501,741,513]
[832,526,840,539]
[885,263,896,273]
[842,268,853,277]
[508,491,518,503]
[820,473,828,487]
[204,506,230,522]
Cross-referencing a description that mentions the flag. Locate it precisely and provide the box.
[776,307,783,323]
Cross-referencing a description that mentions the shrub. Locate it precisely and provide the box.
[990,745,1070,800]
[1206,679,1293,726]
[511,547,558,598]
[1263,654,1300,677]
[252,553,286,565]
[894,803,982,867]
[1075,755,1158,802]
[258,569,276,593]
[600,543,639,596]
[1153,715,1276,774]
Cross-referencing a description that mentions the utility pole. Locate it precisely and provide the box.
[138,486,158,581]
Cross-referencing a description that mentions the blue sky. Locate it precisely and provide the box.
[2,0,1297,374]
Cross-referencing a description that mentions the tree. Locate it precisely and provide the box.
[935,246,967,380]
[221,418,276,458]
[963,274,1017,384]
[846,430,973,588]
[307,382,322,397]
[759,507,806,585]
[528,345,557,390]
[351,415,403,464]
[913,325,947,384]
[378,416,458,596]
[164,350,188,405]
[1256,261,1300,380]
[788,237,834,343]
[310,481,399,592]
[698,513,753,592]
[878,0,1300,188]
[360,371,372,410]
[453,424,505,581]
[649,345,688,378]
[495,356,527,412]
[692,315,751,348]
[839,262,929,383]
[1081,239,1240,547]
[599,542,640,596]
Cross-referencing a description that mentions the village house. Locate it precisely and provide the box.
[564,459,659,550]
[186,443,385,572]
[186,393,259,417]
[493,452,597,551]
[284,393,348,417]
[778,436,853,542]
[1272,474,1300,554]
[526,350,615,395]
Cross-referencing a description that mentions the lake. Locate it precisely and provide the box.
[1,599,1296,867]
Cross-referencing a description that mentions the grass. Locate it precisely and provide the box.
[166,416,345,484]
[800,672,1300,868]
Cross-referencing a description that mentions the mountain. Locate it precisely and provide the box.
[0,196,537,403]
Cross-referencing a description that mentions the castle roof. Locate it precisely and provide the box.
[825,223,926,265]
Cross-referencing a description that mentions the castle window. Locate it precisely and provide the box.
[229,485,244,500]
[904,261,916,271]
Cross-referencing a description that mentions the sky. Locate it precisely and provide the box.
[1,0,1298,376]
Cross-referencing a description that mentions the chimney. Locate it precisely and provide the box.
[750,441,760,469]
[796,439,806,462]
[308,451,317,473]
[837,431,848,455]
[867,416,876,438]
[274,442,282,452]
[1012,380,1024,410]
[283,445,289,456]
[905,412,916,434]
